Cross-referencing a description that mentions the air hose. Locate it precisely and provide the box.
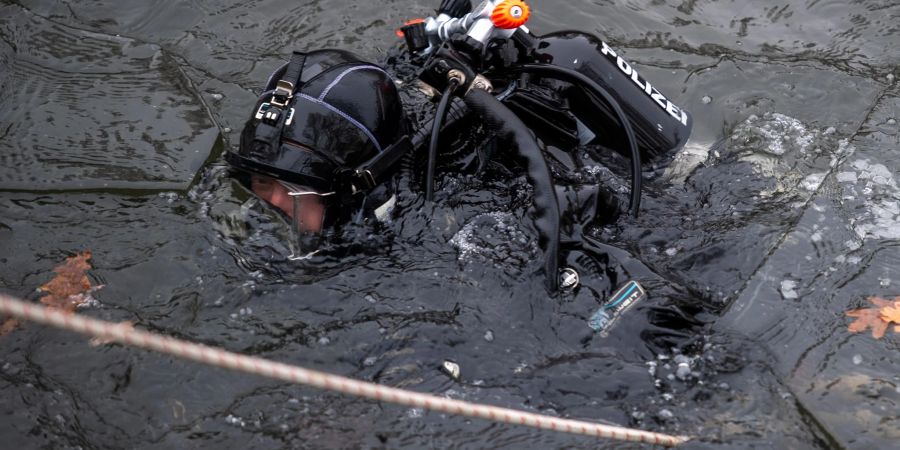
[508,64,643,217]
[463,88,560,291]
[426,79,461,201]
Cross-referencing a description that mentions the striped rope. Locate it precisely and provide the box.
[0,294,689,446]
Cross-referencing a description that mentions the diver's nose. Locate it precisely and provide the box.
[266,185,295,217]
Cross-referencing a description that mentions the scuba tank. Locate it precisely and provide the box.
[401,0,692,164]
[531,32,692,163]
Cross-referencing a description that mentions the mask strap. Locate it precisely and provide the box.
[271,51,307,107]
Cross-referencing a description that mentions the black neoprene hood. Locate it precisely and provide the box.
[228,49,406,193]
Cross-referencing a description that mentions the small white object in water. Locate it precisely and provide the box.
[317,336,331,346]
[225,414,245,427]
[852,354,863,365]
[223,127,232,133]
[880,278,891,288]
[665,247,679,257]
[363,356,377,367]
[780,279,799,300]
[675,363,691,380]
[888,118,897,125]
[364,294,377,304]
[658,409,674,420]
[212,93,223,101]
[701,95,712,104]
[442,360,461,380]
[484,330,494,342]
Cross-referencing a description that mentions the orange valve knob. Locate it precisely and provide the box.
[490,0,530,29]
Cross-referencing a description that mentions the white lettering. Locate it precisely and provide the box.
[666,101,680,120]
[600,41,617,58]
[616,57,632,76]
[650,88,667,109]
[601,40,689,128]
[630,70,646,91]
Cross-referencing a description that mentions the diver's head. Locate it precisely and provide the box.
[227,49,407,235]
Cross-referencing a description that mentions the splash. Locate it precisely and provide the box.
[840,158,900,240]
[449,212,537,268]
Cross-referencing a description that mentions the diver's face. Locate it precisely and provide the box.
[250,174,326,233]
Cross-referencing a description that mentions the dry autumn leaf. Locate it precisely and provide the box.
[846,296,900,339]
[38,251,102,313]
[0,316,19,336]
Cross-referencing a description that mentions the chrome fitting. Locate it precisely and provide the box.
[468,74,493,93]
[446,69,466,86]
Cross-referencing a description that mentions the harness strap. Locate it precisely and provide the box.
[271,51,307,107]
[341,135,412,193]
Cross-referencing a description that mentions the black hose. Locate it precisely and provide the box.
[425,79,460,201]
[412,100,469,149]
[508,64,642,217]
[464,89,560,291]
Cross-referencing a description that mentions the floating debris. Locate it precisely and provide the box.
[224,414,245,427]
[441,360,460,381]
[780,280,799,300]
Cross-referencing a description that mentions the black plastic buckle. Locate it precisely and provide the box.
[353,169,376,192]
[335,168,376,198]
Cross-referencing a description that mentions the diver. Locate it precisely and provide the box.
[226,49,411,257]
[225,0,693,319]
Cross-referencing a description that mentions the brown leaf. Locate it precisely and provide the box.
[0,316,19,336]
[38,251,100,312]
[879,303,900,325]
[846,296,900,339]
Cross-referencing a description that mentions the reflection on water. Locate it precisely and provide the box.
[0,0,898,448]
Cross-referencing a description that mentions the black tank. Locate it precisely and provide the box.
[534,32,692,162]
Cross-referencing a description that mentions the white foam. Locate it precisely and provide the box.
[844,158,900,240]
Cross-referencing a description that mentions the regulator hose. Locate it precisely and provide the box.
[508,64,642,217]
[464,88,560,291]
[411,98,469,149]
[426,79,461,201]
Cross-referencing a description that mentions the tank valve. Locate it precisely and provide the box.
[446,69,466,86]
[491,0,530,29]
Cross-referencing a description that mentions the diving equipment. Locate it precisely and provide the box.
[228,50,412,229]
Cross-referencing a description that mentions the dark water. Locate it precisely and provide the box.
[1,0,898,448]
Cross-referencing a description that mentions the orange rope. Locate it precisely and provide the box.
[0,293,689,446]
